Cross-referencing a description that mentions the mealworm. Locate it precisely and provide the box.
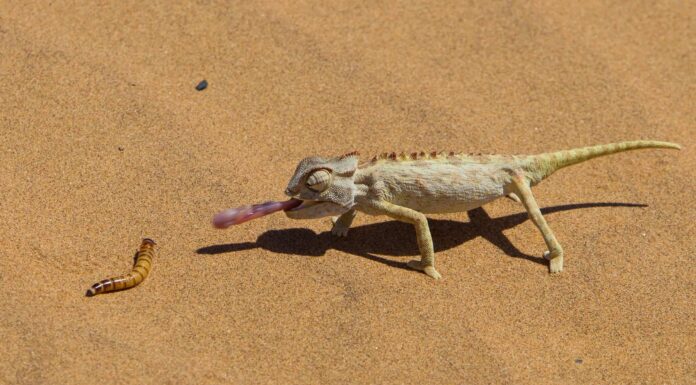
[85,238,155,297]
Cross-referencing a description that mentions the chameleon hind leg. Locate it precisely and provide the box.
[511,176,565,273]
[330,209,356,237]
[368,200,442,279]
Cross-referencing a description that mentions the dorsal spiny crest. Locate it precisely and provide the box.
[368,149,487,163]
[339,151,359,159]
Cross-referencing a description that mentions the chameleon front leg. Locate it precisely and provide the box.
[510,176,564,273]
[367,200,442,280]
[331,209,356,237]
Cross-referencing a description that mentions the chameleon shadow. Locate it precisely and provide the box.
[197,242,258,255]
[196,202,647,271]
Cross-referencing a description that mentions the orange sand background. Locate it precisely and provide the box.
[1,1,694,384]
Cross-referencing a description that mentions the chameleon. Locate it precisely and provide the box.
[277,140,680,279]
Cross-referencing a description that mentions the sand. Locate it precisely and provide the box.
[1,1,694,384]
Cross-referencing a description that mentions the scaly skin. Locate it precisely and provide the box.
[283,141,681,279]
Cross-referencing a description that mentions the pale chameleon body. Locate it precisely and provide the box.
[284,141,680,279]
[356,158,515,214]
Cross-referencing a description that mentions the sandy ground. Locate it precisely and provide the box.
[1,1,694,384]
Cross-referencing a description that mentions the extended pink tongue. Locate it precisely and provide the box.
[212,199,302,229]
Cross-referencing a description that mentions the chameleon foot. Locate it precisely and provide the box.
[543,250,564,274]
[407,260,442,280]
[330,217,349,237]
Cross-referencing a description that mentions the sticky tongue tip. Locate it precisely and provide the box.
[212,208,243,229]
[212,215,231,229]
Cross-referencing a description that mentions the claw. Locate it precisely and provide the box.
[330,217,349,237]
[407,260,442,280]
[331,227,349,237]
[544,250,564,273]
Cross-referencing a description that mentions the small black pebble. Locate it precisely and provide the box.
[196,80,208,91]
[118,146,124,152]
[574,358,583,364]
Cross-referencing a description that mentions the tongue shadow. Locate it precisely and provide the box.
[197,202,647,271]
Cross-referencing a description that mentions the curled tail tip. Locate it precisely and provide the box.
[651,141,682,150]
[619,140,680,150]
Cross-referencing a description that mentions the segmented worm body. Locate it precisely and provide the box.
[86,238,155,297]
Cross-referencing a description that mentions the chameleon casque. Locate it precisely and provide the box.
[281,140,680,279]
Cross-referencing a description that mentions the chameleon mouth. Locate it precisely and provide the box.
[285,199,320,212]
[284,199,347,219]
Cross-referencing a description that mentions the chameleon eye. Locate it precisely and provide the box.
[306,169,332,192]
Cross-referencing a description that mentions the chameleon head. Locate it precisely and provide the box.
[283,152,359,219]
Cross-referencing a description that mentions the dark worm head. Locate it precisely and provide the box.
[142,238,156,246]
[85,283,101,297]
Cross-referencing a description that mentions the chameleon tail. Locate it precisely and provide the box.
[523,140,681,185]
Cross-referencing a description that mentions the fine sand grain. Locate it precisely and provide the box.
[1,1,694,384]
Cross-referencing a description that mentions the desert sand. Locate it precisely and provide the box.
[1,1,694,384]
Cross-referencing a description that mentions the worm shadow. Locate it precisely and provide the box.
[197,202,647,271]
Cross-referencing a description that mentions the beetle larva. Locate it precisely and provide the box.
[85,238,156,297]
